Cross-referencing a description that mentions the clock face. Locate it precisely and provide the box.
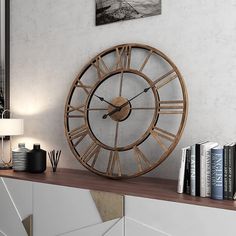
[65,43,188,179]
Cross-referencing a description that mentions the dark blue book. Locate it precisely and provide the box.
[211,146,224,200]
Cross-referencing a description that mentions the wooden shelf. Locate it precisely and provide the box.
[1,168,236,211]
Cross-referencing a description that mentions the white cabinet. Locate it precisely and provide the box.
[1,177,236,236]
[125,196,236,236]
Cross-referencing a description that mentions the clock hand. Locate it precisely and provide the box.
[94,94,118,108]
[102,70,175,119]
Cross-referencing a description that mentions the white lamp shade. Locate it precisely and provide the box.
[0,119,24,136]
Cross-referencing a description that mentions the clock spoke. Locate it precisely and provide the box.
[118,70,124,97]
[86,108,107,111]
[158,100,184,115]
[133,146,152,172]
[114,122,120,148]
[107,151,122,177]
[81,142,101,165]
[139,50,153,72]
[131,107,155,110]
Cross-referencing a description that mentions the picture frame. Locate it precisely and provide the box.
[0,0,10,117]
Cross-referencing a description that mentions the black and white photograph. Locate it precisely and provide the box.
[96,0,161,26]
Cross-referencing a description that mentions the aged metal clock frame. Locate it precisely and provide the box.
[65,43,188,179]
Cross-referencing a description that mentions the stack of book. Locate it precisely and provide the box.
[177,141,236,200]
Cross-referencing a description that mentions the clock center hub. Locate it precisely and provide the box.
[108,96,131,122]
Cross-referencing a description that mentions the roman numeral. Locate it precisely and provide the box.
[68,125,88,147]
[92,56,110,80]
[139,50,153,72]
[66,104,85,118]
[133,146,151,172]
[75,80,93,95]
[81,142,100,166]
[153,127,176,142]
[150,130,168,151]
[107,151,122,177]
[158,100,184,114]
[114,45,132,70]
[153,70,177,90]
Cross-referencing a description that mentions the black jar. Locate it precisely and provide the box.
[27,144,46,173]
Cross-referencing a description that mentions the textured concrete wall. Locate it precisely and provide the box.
[10,0,236,179]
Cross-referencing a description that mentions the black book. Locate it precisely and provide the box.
[228,143,235,199]
[195,141,208,196]
[184,148,191,194]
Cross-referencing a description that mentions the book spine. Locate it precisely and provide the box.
[224,145,229,199]
[211,148,224,200]
[177,148,187,193]
[205,148,212,197]
[190,145,196,196]
[184,149,191,194]
[195,144,201,196]
[228,145,235,199]
[200,146,206,197]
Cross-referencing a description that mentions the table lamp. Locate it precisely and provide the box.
[0,110,24,169]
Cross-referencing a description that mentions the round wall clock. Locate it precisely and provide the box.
[65,43,188,179]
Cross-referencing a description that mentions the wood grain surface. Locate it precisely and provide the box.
[1,168,236,211]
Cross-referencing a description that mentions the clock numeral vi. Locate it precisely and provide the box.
[107,151,122,177]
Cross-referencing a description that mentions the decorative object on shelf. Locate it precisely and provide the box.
[0,0,10,117]
[96,0,161,26]
[65,43,188,179]
[0,110,24,169]
[48,149,61,172]
[12,143,29,172]
[27,144,46,173]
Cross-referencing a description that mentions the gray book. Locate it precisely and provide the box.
[211,146,224,200]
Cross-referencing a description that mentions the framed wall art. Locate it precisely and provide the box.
[0,0,10,116]
[96,0,161,26]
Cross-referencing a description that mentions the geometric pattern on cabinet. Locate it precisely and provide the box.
[0,178,125,236]
[60,218,122,236]
[104,218,124,236]
[2,178,33,221]
[0,178,28,236]
[125,217,170,236]
[90,191,124,222]
[125,196,236,236]
[33,182,102,236]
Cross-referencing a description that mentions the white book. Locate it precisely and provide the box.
[177,147,189,193]
[190,145,196,196]
[200,142,218,197]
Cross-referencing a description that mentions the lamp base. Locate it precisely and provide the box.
[0,163,12,170]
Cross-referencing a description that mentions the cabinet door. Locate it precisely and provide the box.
[0,177,32,236]
[125,196,236,236]
[33,182,124,236]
